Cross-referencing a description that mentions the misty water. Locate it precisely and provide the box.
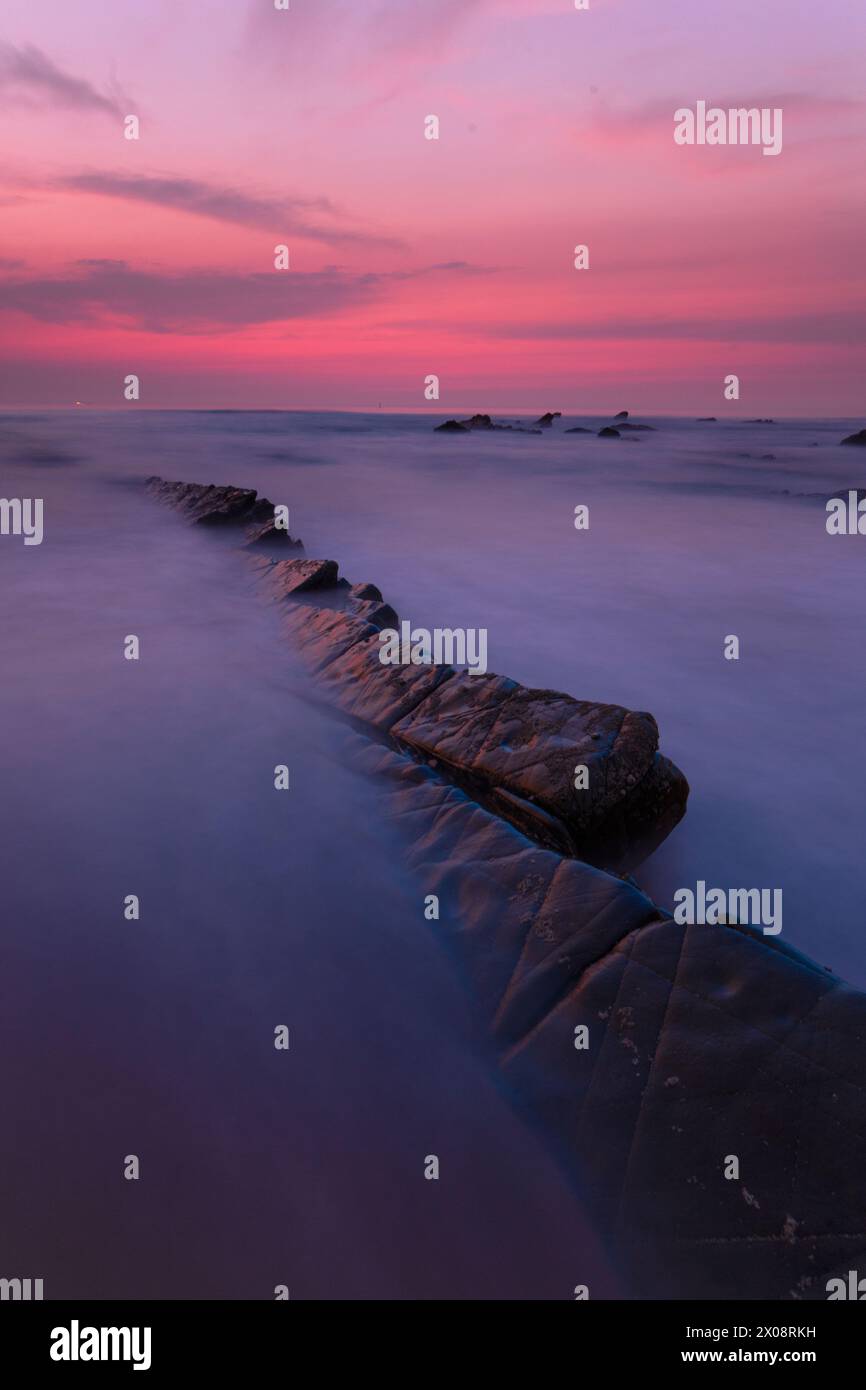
[2,407,864,1298]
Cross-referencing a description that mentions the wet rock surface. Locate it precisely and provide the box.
[145,477,304,547]
[145,474,866,1301]
[349,735,866,1301]
[148,475,688,871]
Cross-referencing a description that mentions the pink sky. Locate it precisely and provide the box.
[1,0,864,413]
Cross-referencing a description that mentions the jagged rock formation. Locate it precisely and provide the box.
[147,476,687,871]
[144,475,866,1301]
[145,476,304,549]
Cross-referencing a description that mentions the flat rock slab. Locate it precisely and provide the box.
[349,734,866,1302]
[392,672,660,832]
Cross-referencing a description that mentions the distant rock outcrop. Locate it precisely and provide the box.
[613,410,629,420]
[534,412,562,428]
[840,428,866,446]
[434,414,542,435]
[598,426,621,438]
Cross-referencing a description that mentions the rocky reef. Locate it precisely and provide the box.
[145,475,866,1301]
[146,476,687,871]
[434,410,657,437]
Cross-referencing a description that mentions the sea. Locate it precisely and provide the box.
[1,407,863,1298]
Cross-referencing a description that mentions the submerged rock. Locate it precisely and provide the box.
[697,416,717,422]
[565,426,594,434]
[840,428,866,446]
[598,426,621,438]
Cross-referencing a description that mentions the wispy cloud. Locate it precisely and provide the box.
[0,259,381,333]
[479,310,866,346]
[0,257,498,333]
[56,171,405,248]
[0,42,126,118]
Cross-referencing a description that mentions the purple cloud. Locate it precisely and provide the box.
[0,43,125,118]
[57,171,405,249]
[0,260,382,333]
[0,257,498,333]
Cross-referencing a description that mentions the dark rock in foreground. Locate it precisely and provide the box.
[840,429,866,446]
[146,473,866,1301]
[355,736,866,1301]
